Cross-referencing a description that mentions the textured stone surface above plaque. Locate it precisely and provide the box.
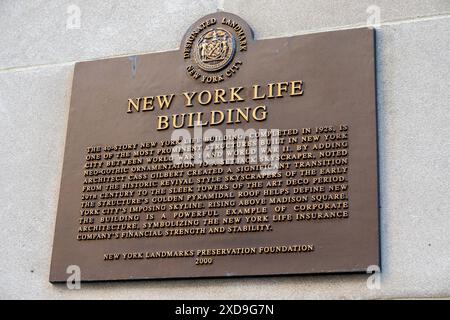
[50,12,379,282]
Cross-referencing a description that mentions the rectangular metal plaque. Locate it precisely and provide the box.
[50,13,379,282]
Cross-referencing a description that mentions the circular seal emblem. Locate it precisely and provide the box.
[182,12,254,84]
[194,28,236,72]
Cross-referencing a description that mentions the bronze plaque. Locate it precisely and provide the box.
[50,12,379,282]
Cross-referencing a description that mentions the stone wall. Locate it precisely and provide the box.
[0,0,449,299]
